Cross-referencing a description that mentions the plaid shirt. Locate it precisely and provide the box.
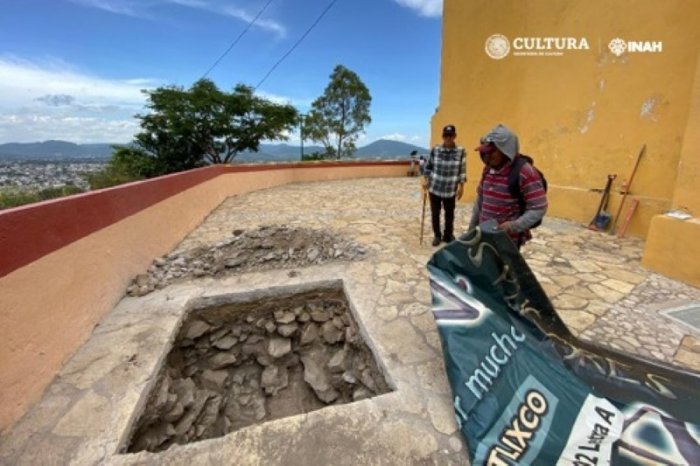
[424,145,466,197]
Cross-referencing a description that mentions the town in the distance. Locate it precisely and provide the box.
[0,138,427,208]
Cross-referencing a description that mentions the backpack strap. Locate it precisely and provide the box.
[508,155,530,215]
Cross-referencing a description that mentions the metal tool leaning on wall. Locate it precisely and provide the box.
[610,144,646,237]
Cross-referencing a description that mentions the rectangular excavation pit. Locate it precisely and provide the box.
[122,281,393,454]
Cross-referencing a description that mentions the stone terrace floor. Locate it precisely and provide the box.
[2,177,699,465]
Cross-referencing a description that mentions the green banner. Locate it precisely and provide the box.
[428,222,700,465]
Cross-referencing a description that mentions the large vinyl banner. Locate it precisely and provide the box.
[428,222,700,465]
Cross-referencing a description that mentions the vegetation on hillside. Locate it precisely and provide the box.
[0,185,85,210]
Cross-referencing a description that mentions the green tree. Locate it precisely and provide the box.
[114,79,298,177]
[305,65,372,159]
[86,146,154,189]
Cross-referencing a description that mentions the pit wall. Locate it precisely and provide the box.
[434,0,700,284]
[0,161,408,433]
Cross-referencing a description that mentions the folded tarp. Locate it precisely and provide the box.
[428,222,700,465]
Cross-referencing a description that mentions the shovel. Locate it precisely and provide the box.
[588,174,616,231]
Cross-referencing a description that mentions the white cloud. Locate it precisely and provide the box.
[68,0,142,16]
[220,5,286,37]
[68,0,286,36]
[0,114,139,143]
[377,132,428,147]
[380,133,424,143]
[381,133,409,142]
[254,90,310,108]
[0,57,157,143]
[0,57,155,109]
[393,0,442,17]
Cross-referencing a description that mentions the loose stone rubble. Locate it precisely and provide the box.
[126,225,368,297]
[126,288,390,453]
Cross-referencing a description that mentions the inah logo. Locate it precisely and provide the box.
[609,38,627,56]
[609,37,663,56]
[485,34,511,60]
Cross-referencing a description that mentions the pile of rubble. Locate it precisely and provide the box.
[127,226,368,297]
[127,290,390,453]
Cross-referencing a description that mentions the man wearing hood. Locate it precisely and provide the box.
[468,124,547,248]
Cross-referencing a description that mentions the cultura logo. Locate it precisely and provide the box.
[485,34,511,60]
[609,37,663,56]
[485,34,590,59]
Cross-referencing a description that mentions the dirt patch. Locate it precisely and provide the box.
[124,287,391,453]
[127,225,368,297]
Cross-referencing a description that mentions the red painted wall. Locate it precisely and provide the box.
[0,161,408,278]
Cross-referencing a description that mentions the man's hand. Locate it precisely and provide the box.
[499,221,515,233]
[456,184,464,200]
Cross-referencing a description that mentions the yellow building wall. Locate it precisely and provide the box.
[434,0,700,238]
[643,47,700,286]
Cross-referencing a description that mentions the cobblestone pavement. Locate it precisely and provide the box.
[183,177,700,372]
[3,177,699,465]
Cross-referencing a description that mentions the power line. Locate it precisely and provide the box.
[255,0,339,89]
[201,0,276,79]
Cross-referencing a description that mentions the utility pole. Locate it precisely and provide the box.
[299,114,306,160]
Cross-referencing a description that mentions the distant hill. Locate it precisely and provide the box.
[354,140,428,159]
[238,139,428,162]
[0,139,428,162]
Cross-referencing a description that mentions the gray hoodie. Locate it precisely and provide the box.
[469,124,546,235]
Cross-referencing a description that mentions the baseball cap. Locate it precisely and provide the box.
[442,124,456,136]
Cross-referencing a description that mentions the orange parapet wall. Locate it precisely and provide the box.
[0,161,409,432]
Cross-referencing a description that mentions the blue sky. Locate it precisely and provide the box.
[0,0,442,147]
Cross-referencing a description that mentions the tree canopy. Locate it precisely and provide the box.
[109,79,298,179]
[305,65,372,159]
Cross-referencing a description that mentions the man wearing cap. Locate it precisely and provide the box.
[469,124,547,248]
[421,124,466,246]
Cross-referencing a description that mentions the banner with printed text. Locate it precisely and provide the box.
[428,222,700,465]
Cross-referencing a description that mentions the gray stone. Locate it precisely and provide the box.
[152,375,171,411]
[274,311,296,324]
[184,320,210,340]
[277,323,298,337]
[213,335,238,350]
[342,371,357,384]
[360,368,378,392]
[322,321,344,344]
[201,369,229,390]
[264,321,277,334]
[209,328,230,342]
[301,354,330,392]
[327,349,347,373]
[225,257,246,268]
[353,387,372,401]
[174,394,208,436]
[297,312,311,323]
[261,365,289,396]
[172,378,196,409]
[332,317,345,329]
[307,248,320,261]
[209,352,237,369]
[196,395,223,431]
[163,402,184,423]
[310,310,331,322]
[300,323,319,345]
[267,338,292,358]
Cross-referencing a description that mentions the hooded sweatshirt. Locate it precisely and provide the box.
[468,124,547,244]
